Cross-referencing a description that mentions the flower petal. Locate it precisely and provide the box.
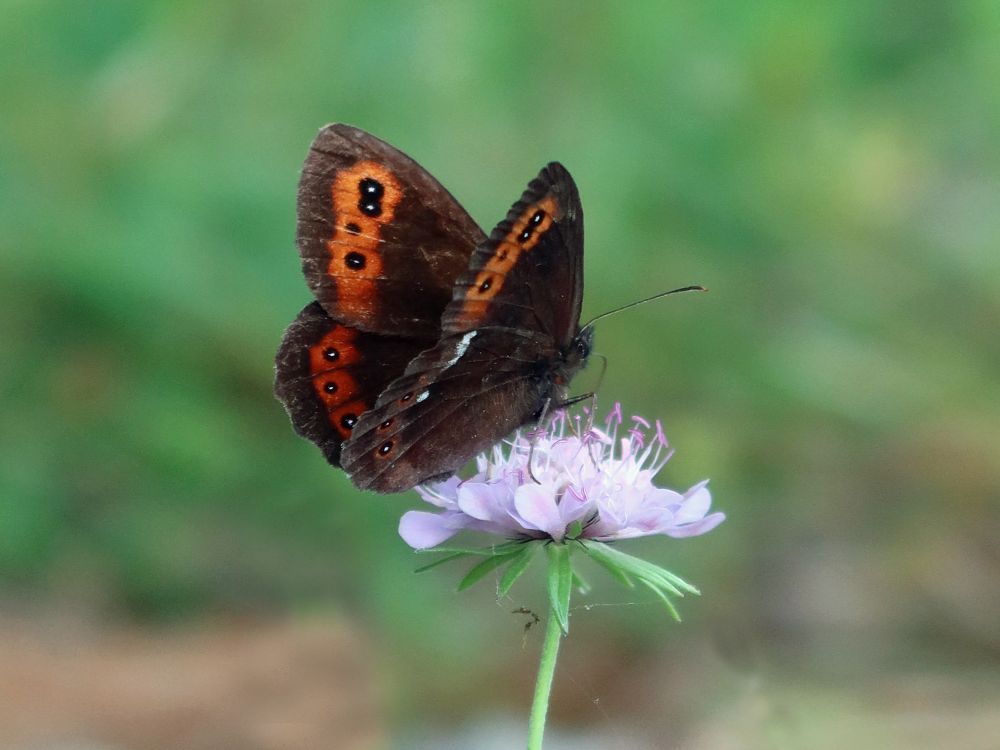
[456,482,503,521]
[666,511,726,538]
[558,484,593,525]
[675,481,712,524]
[513,482,565,539]
[415,476,462,509]
[398,510,466,549]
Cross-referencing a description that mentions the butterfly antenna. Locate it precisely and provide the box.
[580,285,707,332]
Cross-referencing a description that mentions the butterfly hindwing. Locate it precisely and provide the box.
[298,124,487,337]
[341,329,552,491]
[274,302,432,467]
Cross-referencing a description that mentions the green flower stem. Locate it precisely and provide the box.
[526,603,564,750]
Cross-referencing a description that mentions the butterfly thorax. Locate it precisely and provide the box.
[541,326,593,407]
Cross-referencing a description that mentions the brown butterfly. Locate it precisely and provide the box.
[274,124,591,492]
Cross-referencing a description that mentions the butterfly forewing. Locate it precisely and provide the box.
[298,124,487,338]
[442,162,584,346]
[341,163,588,492]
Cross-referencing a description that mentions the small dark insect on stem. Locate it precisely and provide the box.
[513,607,542,636]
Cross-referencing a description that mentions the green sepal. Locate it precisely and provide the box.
[413,540,528,574]
[498,543,537,597]
[578,541,635,588]
[545,542,573,634]
[414,551,471,574]
[416,540,525,557]
[580,540,699,618]
[581,541,699,596]
[457,548,525,591]
[640,578,682,621]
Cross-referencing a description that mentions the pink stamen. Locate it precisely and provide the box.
[606,402,623,426]
[628,427,646,449]
[654,419,668,448]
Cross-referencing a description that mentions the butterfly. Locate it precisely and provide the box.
[274,124,592,493]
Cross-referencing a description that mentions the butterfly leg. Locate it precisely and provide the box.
[526,391,599,482]
[558,391,598,435]
[525,396,557,484]
[557,391,595,410]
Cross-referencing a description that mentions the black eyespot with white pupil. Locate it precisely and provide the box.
[378,441,393,455]
[358,178,384,217]
[323,381,338,393]
[345,251,365,270]
[341,413,358,430]
[380,419,393,430]
[360,178,384,198]
[519,211,545,243]
[479,278,492,292]
[323,347,339,361]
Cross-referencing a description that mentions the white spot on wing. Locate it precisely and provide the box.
[416,390,429,403]
[443,330,477,371]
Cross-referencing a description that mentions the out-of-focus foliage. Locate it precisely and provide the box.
[2,1,998,746]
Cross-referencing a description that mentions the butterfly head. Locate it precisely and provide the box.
[574,325,595,363]
[554,325,594,386]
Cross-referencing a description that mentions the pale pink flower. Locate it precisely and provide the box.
[399,405,724,549]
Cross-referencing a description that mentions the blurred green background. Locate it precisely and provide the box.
[2,1,999,748]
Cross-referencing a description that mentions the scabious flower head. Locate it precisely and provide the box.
[399,404,725,549]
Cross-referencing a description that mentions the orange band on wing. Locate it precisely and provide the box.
[326,161,403,320]
[456,194,560,327]
[309,325,368,436]
[329,399,368,439]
